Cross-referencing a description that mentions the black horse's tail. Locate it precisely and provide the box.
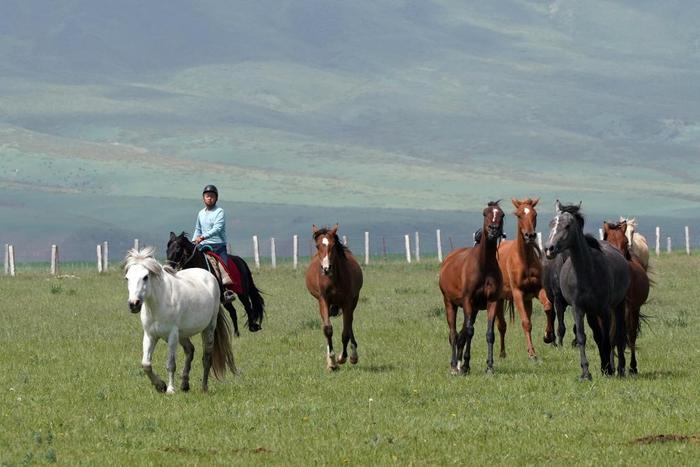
[233,256,265,332]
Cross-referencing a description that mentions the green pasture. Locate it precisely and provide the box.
[1,255,699,465]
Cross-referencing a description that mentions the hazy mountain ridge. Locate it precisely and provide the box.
[1,1,699,258]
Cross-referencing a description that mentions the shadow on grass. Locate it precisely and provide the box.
[631,369,688,380]
[357,363,396,373]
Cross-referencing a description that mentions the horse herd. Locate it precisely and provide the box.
[123,198,650,393]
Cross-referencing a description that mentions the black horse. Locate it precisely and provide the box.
[167,232,264,336]
[543,202,630,380]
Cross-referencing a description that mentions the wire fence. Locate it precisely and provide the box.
[3,224,698,276]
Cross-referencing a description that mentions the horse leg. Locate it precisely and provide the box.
[539,289,555,345]
[555,297,567,348]
[444,299,460,374]
[513,289,537,359]
[461,302,477,375]
[180,337,195,392]
[573,308,591,381]
[338,298,359,365]
[614,302,627,377]
[591,312,613,377]
[319,299,337,371]
[141,333,166,392]
[201,321,216,392]
[628,303,640,375]
[164,329,179,394]
[495,300,507,358]
[224,301,240,337]
[485,301,497,374]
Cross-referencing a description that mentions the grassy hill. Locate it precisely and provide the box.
[1,1,699,258]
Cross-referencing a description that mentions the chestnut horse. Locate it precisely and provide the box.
[603,221,650,374]
[305,224,363,371]
[495,198,555,360]
[439,201,505,374]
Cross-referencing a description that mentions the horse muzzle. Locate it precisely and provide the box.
[523,232,538,244]
[487,226,503,241]
[128,299,142,313]
[543,245,558,259]
[320,266,332,276]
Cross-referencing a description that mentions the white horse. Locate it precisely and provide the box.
[124,247,235,394]
[619,217,649,270]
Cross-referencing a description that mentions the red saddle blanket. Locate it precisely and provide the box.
[204,252,243,295]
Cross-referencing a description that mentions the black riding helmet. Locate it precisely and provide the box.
[202,185,218,196]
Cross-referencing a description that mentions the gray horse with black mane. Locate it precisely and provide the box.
[543,201,630,380]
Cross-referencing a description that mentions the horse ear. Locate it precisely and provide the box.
[511,198,519,208]
[170,231,176,240]
[620,221,627,233]
[554,199,562,213]
[532,197,539,207]
[330,223,339,236]
[312,224,318,234]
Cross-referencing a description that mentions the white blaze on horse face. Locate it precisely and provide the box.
[321,237,330,270]
[126,265,149,304]
[492,209,498,222]
[548,215,560,244]
[524,208,530,215]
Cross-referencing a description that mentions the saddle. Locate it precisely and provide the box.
[203,252,243,299]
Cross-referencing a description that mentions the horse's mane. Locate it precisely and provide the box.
[487,200,502,208]
[313,227,348,259]
[124,247,176,276]
[619,216,638,229]
[583,234,602,250]
[558,203,585,228]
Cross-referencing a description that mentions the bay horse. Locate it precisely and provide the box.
[619,217,650,270]
[544,201,630,380]
[166,232,264,336]
[495,197,555,360]
[603,221,650,374]
[439,201,505,374]
[305,224,363,371]
[124,247,235,393]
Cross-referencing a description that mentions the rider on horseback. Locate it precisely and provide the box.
[194,185,234,302]
[194,185,229,262]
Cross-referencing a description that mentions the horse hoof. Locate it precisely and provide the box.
[326,365,339,372]
[579,374,592,382]
[629,367,638,375]
[485,367,494,375]
[529,355,539,363]
[350,355,358,365]
[154,381,167,393]
[337,355,347,365]
[543,333,555,344]
[248,323,262,332]
[166,387,176,395]
[181,381,190,392]
[499,351,506,359]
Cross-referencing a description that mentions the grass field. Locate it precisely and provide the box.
[1,254,699,465]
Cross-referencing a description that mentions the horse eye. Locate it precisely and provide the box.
[143,276,149,282]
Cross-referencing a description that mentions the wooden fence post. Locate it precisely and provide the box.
[685,226,690,255]
[293,235,299,270]
[4,244,8,275]
[436,229,443,263]
[404,234,412,264]
[364,231,370,265]
[97,244,103,273]
[537,232,543,251]
[253,235,260,269]
[667,237,672,254]
[655,227,660,256]
[382,236,387,258]
[134,238,139,251]
[103,241,109,272]
[270,238,277,269]
[415,231,420,262]
[8,245,15,277]
[51,245,59,275]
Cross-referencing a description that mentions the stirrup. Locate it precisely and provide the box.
[223,290,236,303]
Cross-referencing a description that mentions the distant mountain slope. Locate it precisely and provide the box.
[1,1,699,257]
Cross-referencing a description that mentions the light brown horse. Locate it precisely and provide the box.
[495,198,554,360]
[439,201,505,374]
[603,221,650,374]
[305,224,363,371]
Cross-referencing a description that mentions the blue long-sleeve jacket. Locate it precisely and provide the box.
[193,206,227,245]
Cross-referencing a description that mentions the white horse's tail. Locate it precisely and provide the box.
[211,308,236,379]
